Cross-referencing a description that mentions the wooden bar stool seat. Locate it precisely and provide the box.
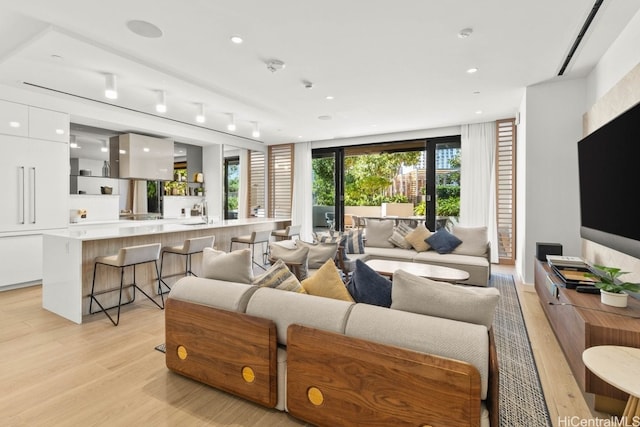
[160,235,214,287]
[89,243,163,326]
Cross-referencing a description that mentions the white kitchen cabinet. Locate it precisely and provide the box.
[0,99,29,137]
[0,234,43,287]
[28,106,69,143]
[0,135,69,232]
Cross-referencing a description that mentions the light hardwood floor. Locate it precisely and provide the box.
[1,266,605,426]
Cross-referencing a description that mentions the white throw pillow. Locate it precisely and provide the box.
[201,247,254,284]
[390,270,500,328]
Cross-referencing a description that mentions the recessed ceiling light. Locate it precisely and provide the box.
[55,129,65,135]
[126,20,163,38]
[458,28,473,39]
[467,67,479,74]
[318,115,332,120]
[475,110,483,114]
[230,35,243,44]
[326,96,334,100]
[9,121,20,128]
[143,147,150,152]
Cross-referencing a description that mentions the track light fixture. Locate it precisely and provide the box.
[196,103,206,123]
[105,73,118,99]
[101,140,109,152]
[156,90,167,113]
[252,122,260,138]
[227,113,236,131]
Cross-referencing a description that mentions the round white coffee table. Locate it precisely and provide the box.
[582,345,640,422]
[365,259,469,283]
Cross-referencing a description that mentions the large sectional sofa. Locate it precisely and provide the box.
[164,254,500,427]
[325,219,492,287]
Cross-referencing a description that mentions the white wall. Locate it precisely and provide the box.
[586,9,640,108]
[517,78,586,285]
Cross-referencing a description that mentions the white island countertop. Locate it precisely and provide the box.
[45,217,288,241]
[42,216,291,324]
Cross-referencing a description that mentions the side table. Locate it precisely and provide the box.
[583,345,640,424]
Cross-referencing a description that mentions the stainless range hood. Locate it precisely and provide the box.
[109,133,173,180]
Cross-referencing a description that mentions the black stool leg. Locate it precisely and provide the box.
[158,251,172,295]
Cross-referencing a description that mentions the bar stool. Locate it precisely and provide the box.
[89,243,164,326]
[229,229,272,270]
[159,235,214,286]
[271,225,301,241]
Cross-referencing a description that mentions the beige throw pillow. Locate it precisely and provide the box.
[295,240,339,269]
[452,225,488,256]
[201,247,253,284]
[390,270,500,328]
[404,224,432,252]
[269,242,310,279]
[364,219,395,248]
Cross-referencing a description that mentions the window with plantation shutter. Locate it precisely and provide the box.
[247,150,265,217]
[268,144,294,218]
[496,118,516,264]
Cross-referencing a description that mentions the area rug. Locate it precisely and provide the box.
[154,274,552,426]
[491,273,553,427]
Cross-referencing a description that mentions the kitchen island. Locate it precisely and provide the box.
[42,217,290,324]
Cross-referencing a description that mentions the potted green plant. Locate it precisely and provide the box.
[585,265,640,308]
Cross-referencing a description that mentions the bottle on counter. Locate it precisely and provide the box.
[102,161,110,177]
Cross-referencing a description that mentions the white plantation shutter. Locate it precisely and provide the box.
[496,118,516,263]
[247,150,265,217]
[268,144,294,218]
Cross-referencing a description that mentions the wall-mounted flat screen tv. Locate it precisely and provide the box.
[577,101,640,259]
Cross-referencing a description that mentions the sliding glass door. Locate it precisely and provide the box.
[312,136,460,232]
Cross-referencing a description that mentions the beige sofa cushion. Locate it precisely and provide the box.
[246,286,354,344]
[168,277,258,312]
[452,225,488,256]
[390,270,500,328]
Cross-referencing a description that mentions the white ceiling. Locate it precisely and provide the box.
[0,0,639,149]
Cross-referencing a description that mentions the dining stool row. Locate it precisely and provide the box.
[89,225,300,326]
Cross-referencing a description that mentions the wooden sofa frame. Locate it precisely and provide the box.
[165,298,499,427]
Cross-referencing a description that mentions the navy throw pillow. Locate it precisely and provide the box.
[425,228,463,254]
[346,259,392,307]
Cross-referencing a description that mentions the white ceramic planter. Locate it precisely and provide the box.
[600,290,628,308]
